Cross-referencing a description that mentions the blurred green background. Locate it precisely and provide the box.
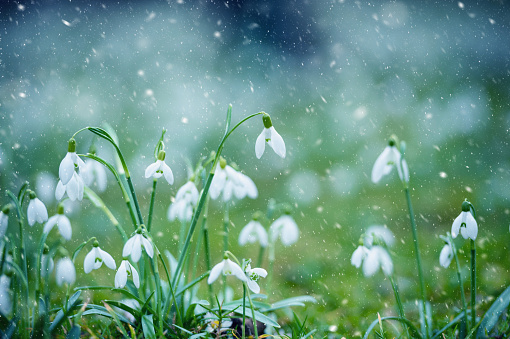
[1,0,510,336]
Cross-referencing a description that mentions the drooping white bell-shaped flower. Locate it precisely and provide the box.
[55,257,76,286]
[81,158,108,192]
[115,260,140,288]
[84,241,116,273]
[122,228,154,262]
[59,138,85,186]
[145,151,174,185]
[41,246,54,278]
[207,257,247,284]
[364,225,395,248]
[0,274,12,315]
[371,138,409,184]
[44,205,72,240]
[255,113,286,159]
[55,171,85,202]
[167,181,199,223]
[439,241,454,268]
[243,261,267,294]
[238,220,268,247]
[27,191,48,226]
[362,246,393,277]
[0,207,9,238]
[451,201,478,241]
[270,214,299,246]
[350,245,370,268]
[210,159,257,202]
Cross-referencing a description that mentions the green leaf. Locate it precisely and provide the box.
[362,316,422,339]
[81,308,131,324]
[142,314,156,339]
[66,325,81,339]
[74,286,143,305]
[259,295,317,312]
[175,272,209,297]
[477,284,510,338]
[49,291,82,333]
[224,104,232,137]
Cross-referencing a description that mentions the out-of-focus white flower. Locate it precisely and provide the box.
[451,201,478,240]
[210,159,257,202]
[207,257,247,284]
[41,251,54,277]
[0,274,12,315]
[55,172,85,202]
[204,312,233,334]
[59,138,85,186]
[81,159,107,192]
[270,214,299,246]
[84,242,116,273]
[27,192,48,226]
[115,260,140,289]
[0,207,9,238]
[167,181,199,223]
[238,220,268,247]
[351,245,370,268]
[439,241,454,268]
[55,257,76,286]
[244,262,267,294]
[145,151,174,185]
[362,246,393,277]
[371,139,409,184]
[123,230,154,262]
[255,114,286,159]
[364,225,395,247]
[43,205,72,240]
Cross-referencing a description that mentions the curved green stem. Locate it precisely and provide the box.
[147,179,157,232]
[404,187,429,338]
[449,234,469,334]
[470,239,476,329]
[389,275,410,338]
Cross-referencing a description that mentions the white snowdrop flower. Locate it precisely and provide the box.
[0,207,9,238]
[145,151,174,185]
[270,214,299,246]
[115,260,140,289]
[204,312,233,334]
[439,241,454,268]
[55,171,85,202]
[81,159,107,192]
[362,246,393,277]
[84,241,116,273]
[123,229,154,262]
[167,181,199,223]
[207,257,247,284]
[238,220,268,247]
[371,138,409,184]
[27,192,48,226]
[351,245,370,268]
[255,113,286,159]
[0,274,12,315]
[364,225,395,247]
[451,200,478,241]
[210,160,258,202]
[55,257,76,286]
[43,204,72,240]
[244,262,267,294]
[59,138,85,186]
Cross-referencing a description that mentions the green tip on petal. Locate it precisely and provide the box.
[136,227,143,234]
[93,240,99,247]
[157,150,166,161]
[28,190,37,200]
[461,200,471,212]
[68,138,77,152]
[57,204,65,215]
[223,253,229,260]
[262,113,273,128]
[1,205,9,214]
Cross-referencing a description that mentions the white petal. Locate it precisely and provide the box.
[66,175,79,201]
[72,153,85,169]
[371,146,398,183]
[225,259,248,282]
[33,199,48,224]
[123,236,136,257]
[57,215,72,240]
[43,215,58,234]
[99,248,116,270]
[130,263,140,288]
[59,153,75,185]
[239,173,258,199]
[161,162,174,185]
[130,235,142,262]
[115,262,128,288]
[465,212,478,240]
[439,244,453,268]
[255,130,266,159]
[362,248,379,277]
[94,163,108,192]
[83,249,97,273]
[0,213,7,238]
[451,213,463,238]
[208,261,224,284]
[251,267,267,278]
[280,216,299,246]
[144,161,160,178]
[56,258,75,286]
[268,127,286,158]
[76,174,85,201]
[247,279,260,294]
[55,180,66,201]
[351,246,366,268]
[365,225,395,247]
[141,236,154,258]
[379,248,393,276]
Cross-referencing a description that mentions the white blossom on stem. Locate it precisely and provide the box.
[238,220,268,247]
[255,113,286,159]
[55,172,85,202]
[210,160,257,201]
[123,229,154,262]
[0,275,12,315]
[27,192,48,226]
[0,207,9,238]
[371,138,409,184]
[81,159,108,192]
[270,214,299,246]
[439,241,454,268]
[167,181,199,223]
[351,245,370,268]
[207,258,247,284]
[364,225,395,247]
[43,205,72,240]
[84,242,116,273]
[145,151,174,185]
[59,138,85,186]
[451,201,478,241]
[115,260,140,289]
[244,262,267,294]
[362,246,393,277]
[55,257,76,286]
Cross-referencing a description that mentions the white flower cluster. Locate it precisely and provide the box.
[351,225,394,277]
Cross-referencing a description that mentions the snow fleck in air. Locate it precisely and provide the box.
[62,19,72,27]
[439,172,447,178]
[458,2,465,9]
[489,18,496,24]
